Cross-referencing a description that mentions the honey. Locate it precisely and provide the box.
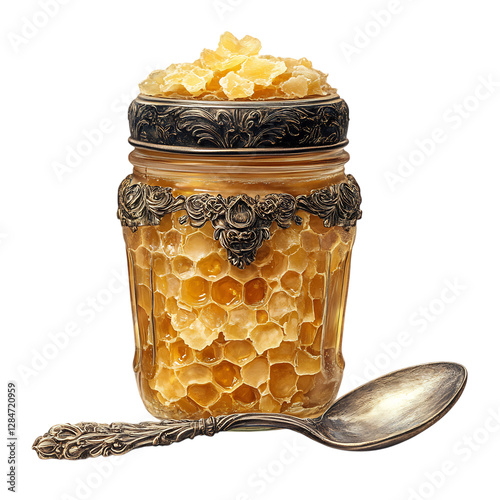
[122,148,356,419]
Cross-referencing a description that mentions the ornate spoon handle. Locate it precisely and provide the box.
[33,414,315,460]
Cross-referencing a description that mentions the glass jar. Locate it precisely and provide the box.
[118,94,361,420]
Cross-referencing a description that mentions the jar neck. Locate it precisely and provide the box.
[129,147,349,197]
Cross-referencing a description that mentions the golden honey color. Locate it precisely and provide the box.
[139,32,335,100]
[123,148,356,419]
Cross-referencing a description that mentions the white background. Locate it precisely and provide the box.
[2,0,500,499]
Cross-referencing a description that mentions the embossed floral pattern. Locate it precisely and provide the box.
[128,98,349,151]
[118,174,362,268]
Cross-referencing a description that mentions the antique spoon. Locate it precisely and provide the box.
[33,362,466,460]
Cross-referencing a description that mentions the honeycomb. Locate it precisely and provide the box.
[124,211,355,419]
[138,31,335,100]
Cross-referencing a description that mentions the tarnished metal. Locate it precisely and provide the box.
[128,94,349,154]
[33,362,467,459]
[117,174,362,268]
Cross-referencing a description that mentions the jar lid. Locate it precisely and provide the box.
[128,93,349,154]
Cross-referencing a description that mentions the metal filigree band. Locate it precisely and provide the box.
[129,94,349,154]
[117,175,361,268]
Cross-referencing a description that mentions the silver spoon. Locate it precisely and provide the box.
[33,362,466,460]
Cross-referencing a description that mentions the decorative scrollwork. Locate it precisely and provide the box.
[128,95,349,152]
[118,175,362,268]
[32,418,222,460]
[32,413,318,460]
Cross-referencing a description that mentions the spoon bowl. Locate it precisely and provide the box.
[33,362,467,460]
[315,362,467,450]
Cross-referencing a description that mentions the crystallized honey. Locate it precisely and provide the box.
[123,149,356,419]
[139,32,335,100]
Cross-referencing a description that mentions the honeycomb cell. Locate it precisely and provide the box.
[157,214,173,232]
[156,345,170,366]
[261,252,287,280]
[228,305,256,328]
[254,243,273,266]
[269,364,298,400]
[249,323,283,354]
[168,339,195,367]
[212,276,242,307]
[161,230,182,257]
[176,364,212,386]
[297,375,315,393]
[321,229,340,251]
[313,299,324,326]
[209,393,236,416]
[197,253,229,280]
[133,263,150,287]
[183,232,216,261]
[230,262,260,281]
[134,246,150,268]
[156,315,177,342]
[271,228,301,255]
[260,394,281,413]
[309,275,325,299]
[175,396,203,416]
[180,276,210,307]
[309,326,323,355]
[224,323,250,341]
[199,303,228,329]
[281,271,302,297]
[171,307,197,330]
[268,341,298,364]
[243,278,269,307]
[232,384,260,406]
[187,384,220,407]
[141,345,155,380]
[241,357,269,388]
[308,215,330,235]
[153,291,166,317]
[283,311,299,341]
[137,306,150,340]
[311,251,328,274]
[303,259,317,280]
[213,361,241,389]
[224,340,256,366]
[172,255,195,278]
[299,323,316,346]
[151,367,186,402]
[156,274,181,298]
[256,310,268,324]
[179,318,218,350]
[165,297,178,315]
[153,252,170,276]
[195,342,223,365]
[136,284,152,311]
[295,350,322,375]
[288,248,308,273]
[268,292,294,320]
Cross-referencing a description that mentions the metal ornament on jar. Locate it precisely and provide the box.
[118,93,362,420]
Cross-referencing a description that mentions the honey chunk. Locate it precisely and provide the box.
[139,32,335,100]
[220,72,255,99]
[217,31,261,57]
[237,56,286,87]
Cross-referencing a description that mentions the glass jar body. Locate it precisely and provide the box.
[122,148,356,419]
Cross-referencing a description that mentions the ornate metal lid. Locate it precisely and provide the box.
[128,93,349,154]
